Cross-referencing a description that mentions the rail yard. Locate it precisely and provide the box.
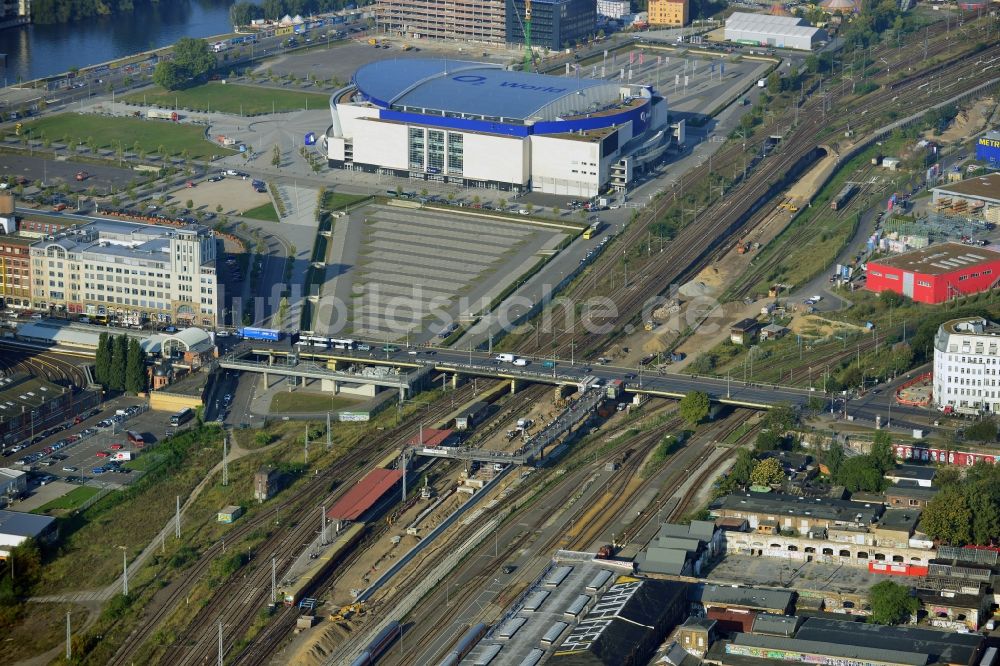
[3,5,1000,666]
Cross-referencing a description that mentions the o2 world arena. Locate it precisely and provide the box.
[325,59,685,197]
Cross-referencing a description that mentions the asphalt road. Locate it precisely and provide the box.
[238,339,818,409]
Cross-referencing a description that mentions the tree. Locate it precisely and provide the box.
[870,430,896,473]
[835,456,885,492]
[125,338,146,394]
[185,199,194,210]
[879,290,904,308]
[764,404,796,432]
[750,457,784,487]
[0,539,41,605]
[173,37,216,81]
[868,580,919,625]
[271,144,281,169]
[767,71,782,95]
[152,62,189,91]
[754,429,782,453]
[729,448,755,488]
[966,419,998,443]
[679,391,710,425]
[94,332,112,386]
[230,1,263,28]
[920,486,972,545]
[262,0,285,20]
[825,442,845,479]
[969,486,1000,546]
[109,334,128,391]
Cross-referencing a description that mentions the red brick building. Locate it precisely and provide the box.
[865,242,1000,304]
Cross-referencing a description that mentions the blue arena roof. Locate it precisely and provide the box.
[352,58,620,122]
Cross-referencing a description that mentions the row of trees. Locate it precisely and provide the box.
[31,0,149,24]
[94,333,147,394]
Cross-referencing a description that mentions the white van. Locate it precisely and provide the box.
[512,358,529,367]
[496,353,515,363]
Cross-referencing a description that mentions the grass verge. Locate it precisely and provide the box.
[269,392,360,414]
[30,486,99,514]
[322,191,370,210]
[122,82,330,116]
[21,113,234,161]
[242,201,279,222]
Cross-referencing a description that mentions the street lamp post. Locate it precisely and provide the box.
[119,546,128,596]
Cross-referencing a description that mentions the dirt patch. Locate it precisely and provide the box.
[165,177,270,216]
[925,96,997,145]
[787,314,863,339]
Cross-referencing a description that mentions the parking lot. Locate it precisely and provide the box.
[337,204,566,341]
[165,174,271,217]
[3,398,177,488]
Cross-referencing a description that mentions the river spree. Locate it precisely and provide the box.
[0,0,238,82]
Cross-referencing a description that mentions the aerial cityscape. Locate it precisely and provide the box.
[0,0,1000,665]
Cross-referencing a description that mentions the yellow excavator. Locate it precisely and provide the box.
[330,602,365,622]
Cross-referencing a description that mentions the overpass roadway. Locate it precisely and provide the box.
[238,341,817,410]
[217,355,428,399]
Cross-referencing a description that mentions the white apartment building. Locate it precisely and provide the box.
[597,0,631,20]
[933,316,1000,415]
[30,220,219,328]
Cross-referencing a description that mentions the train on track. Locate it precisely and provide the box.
[349,621,402,666]
[438,623,488,666]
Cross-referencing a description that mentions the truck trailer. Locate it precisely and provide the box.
[147,109,179,121]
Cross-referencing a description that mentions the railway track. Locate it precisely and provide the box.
[231,384,550,665]
[380,408,746,666]
[364,403,675,663]
[0,342,89,386]
[516,36,1000,364]
[107,381,487,666]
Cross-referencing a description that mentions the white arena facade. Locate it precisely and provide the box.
[325,59,683,197]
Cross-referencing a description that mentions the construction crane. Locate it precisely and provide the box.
[522,0,533,72]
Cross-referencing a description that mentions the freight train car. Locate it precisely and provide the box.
[830,183,858,211]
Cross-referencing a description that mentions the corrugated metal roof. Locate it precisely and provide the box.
[326,468,402,521]
[0,509,55,538]
[352,58,621,122]
[725,11,821,38]
[407,428,454,447]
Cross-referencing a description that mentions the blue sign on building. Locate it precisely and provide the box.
[977,131,1000,166]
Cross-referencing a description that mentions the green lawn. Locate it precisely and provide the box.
[22,113,234,160]
[30,485,99,514]
[122,82,330,116]
[242,201,280,222]
[123,451,163,471]
[323,192,370,211]
[269,392,359,414]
